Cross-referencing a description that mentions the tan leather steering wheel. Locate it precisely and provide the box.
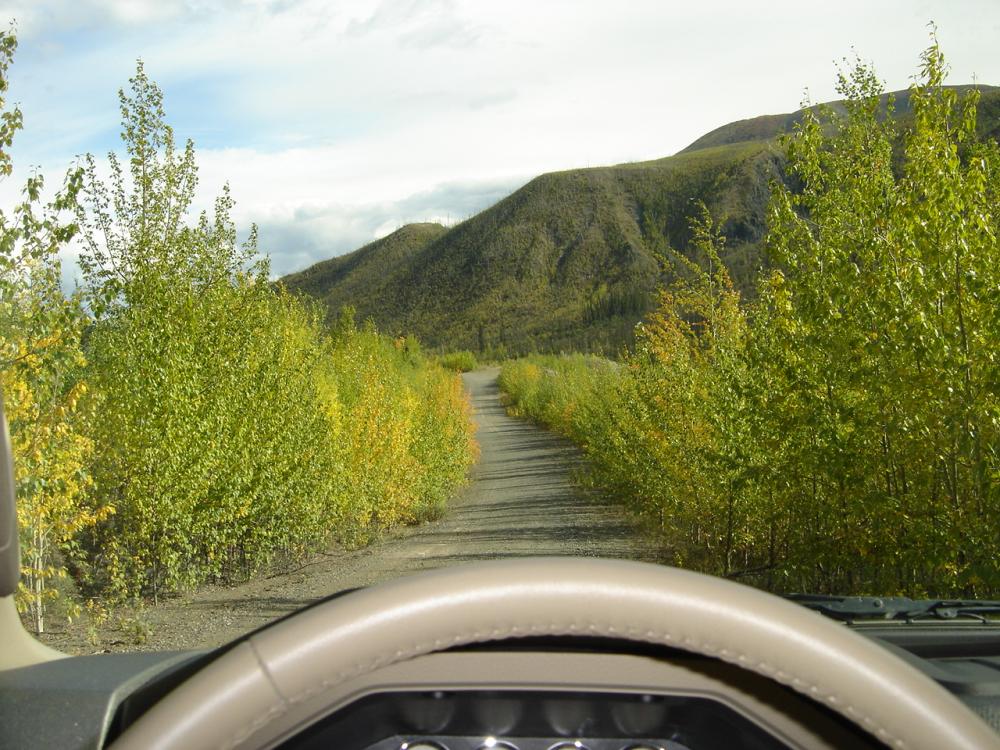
[110,558,1000,750]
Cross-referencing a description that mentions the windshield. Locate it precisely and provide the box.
[1,1,999,655]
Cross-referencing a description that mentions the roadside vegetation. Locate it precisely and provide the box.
[500,42,1000,597]
[0,37,476,633]
[438,350,478,373]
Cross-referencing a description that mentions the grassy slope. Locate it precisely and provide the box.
[282,86,1000,355]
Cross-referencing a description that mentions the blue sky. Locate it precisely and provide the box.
[1,0,999,281]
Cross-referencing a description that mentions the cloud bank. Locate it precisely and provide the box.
[0,0,998,280]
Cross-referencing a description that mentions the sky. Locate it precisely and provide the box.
[1,0,999,283]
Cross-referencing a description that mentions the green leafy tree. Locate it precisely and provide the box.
[755,39,1000,593]
[76,62,342,599]
[74,62,479,601]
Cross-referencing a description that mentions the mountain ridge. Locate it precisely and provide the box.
[680,84,999,153]
[281,84,1000,354]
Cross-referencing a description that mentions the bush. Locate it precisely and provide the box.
[499,42,1000,598]
[438,350,478,372]
[0,29,110,634]
[325,327,478,543]
[66,63,478,602]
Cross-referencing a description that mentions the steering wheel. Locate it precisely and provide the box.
[110,558,1000,750]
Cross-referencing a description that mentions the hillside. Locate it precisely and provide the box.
[282,141,778,354]
[279,222,447,310]
[281,86,1000,355]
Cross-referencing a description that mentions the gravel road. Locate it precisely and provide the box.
[41,367,657,654]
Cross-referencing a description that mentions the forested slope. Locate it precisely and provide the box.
[284,141,781,354]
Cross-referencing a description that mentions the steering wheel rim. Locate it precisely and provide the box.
[110,557,1000,750]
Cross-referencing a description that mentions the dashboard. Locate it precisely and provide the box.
[292,688,791,750]
[0,640,882,750]
[269,639,882,749]
[3,559,1000,750]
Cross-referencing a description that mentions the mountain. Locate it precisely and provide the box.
[282,141,778,354]
[279,222,447,316]
[280,86,1000,355]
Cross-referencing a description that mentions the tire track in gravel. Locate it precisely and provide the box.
[42,367,658,654]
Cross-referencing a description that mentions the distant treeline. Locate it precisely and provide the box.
[499,44,1000,597]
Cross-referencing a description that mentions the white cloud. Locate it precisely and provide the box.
[342,0,484,50]
[0,0,192,37]
[194,143,524,275]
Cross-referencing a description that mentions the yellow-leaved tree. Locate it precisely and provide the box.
[0,28,111,633]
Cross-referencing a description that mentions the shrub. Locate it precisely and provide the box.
[438,350,478,372]
[68,64,478,601]
[499,41,1000,597]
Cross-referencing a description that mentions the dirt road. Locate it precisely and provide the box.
[42,368,657,654]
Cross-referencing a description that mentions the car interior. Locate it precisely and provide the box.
[3,394,1000,750]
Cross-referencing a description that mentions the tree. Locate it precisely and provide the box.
[751,37,1000,593]
[75,62,346,600]
[0,28,110,633]
[497,37,1000,596]
[77,61,258,313]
